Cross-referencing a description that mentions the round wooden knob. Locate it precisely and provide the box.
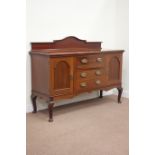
[80,82,87,87]
[96,57,102,62]
[95,70,101,76]
[81,58,88,64]
[95,80,101,85]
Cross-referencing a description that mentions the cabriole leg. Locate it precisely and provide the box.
[31,95,37,113]
[48,102,54,122]
[117,87,123,103]
[99,90,103,98]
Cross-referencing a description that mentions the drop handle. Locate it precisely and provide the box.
[95,80,101,85]
[80,82,87,87]
[80,72,87,78]
[95,70,101,76]
[96,57,102,62]
[81,58,88,64]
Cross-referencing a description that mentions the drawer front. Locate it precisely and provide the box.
[77,68,105,81]
[76,77,106,93]
[77,54,104,69]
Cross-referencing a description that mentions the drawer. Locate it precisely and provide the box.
[77,54,104,69]
[76,68,105,81]
[76,77,106,93]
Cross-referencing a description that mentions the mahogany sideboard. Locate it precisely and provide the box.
[30,36,124,122]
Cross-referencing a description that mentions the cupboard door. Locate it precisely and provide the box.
[51,57,74,96]
[105,54,122,85]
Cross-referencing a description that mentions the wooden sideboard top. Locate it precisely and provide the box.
[30,49,124,56]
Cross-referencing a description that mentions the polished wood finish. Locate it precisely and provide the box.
[31,55,50,96]
[76,76,106,93]
[77,68,105,81]
[50,57,74,97]
[77,54,104,69]
[30,36,124,122]
[31,36,101,50]
[104,53,122,85]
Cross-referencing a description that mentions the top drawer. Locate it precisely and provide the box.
[77,54,104,69]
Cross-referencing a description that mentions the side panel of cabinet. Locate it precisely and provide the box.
[104,53,123,86]
[31,55,50,95]
[50,57,74,98]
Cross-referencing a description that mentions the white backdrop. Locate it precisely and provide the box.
[26,0,129,112]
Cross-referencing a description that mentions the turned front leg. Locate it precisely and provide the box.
[31,95,37,113]
[99,90,103,98]
[117,87,123,103]
[48,102,54,122]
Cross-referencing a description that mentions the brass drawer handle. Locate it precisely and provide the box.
[96,57,102,62]
[95,80,101,85]
[80,72,87,78]
[95,70,101,76]
[81,58,88,64]
[80,82,87,87]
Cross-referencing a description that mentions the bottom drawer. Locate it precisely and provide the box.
[76,77,106,93]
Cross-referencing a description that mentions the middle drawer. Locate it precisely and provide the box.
[76,68,105,81]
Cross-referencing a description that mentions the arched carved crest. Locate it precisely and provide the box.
[53,36,87,43]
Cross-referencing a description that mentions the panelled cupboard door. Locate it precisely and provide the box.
[50,57,74,97]
[105,53,122,85]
